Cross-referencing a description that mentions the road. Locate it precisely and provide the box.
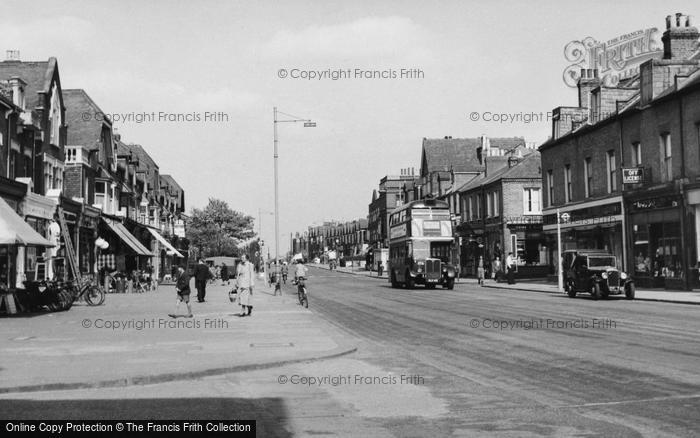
[3,267,700,437]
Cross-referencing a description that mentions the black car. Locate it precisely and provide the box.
[563,250,635,300]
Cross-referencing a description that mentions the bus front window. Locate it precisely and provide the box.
[430,242,451,263]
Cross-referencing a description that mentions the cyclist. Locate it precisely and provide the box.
[294,259,309,282]
[281,262,289,284]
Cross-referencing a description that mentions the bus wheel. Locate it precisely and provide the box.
[405,272,415,289]
[390,271,398,288]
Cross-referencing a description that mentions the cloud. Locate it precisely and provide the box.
[262,16,433,62]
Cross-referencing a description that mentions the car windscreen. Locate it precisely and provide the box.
[587,257,616,268]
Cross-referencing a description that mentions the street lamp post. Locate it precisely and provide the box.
[273,107,315,285]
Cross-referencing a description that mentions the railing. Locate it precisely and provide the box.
[65,146,90,166]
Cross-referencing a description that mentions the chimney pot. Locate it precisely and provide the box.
[5,50,20,61]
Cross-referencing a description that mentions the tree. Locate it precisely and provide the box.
[186,198,255,258]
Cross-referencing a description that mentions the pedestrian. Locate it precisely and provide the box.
[377,261,383,277]
[194,259,210,302]
[220,263,229,285]
[169,266,192,318]
[236,253,255,317]
[492,257,502,282]
[506,252,516,284]
[477,256,485,286]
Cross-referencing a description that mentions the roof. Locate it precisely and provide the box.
[0,58,57,109]
[421,138,482,174]
[456,152,541,193]
[64,89,110,150]
[121,143,159,173]
[160,174,182,193]
[421,137,528,175]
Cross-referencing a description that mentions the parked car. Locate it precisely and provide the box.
[562,250,635,300]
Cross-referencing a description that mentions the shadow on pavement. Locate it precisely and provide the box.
[0,397,292,437]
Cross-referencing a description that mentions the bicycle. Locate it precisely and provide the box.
[294,276,308,308]
[66,277,106,306]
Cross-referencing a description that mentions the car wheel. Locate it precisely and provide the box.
[446,278,455,290]
[591,283,601,300]
[625,283,635,300]
[566,281,577,298]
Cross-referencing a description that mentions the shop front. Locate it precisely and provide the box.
[506,222,549,278]
[99,217,154,276]
[79,206,101,275]
[627,194,687,289]
[0,196,54,291]
[688,187,700,289]
[20,190,58,282]
[542,199,624,280]
[457,221,484,277]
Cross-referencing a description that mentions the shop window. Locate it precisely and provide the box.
[606,150,617,193]
[660,133,672,182]
[584,157,592,198]
[634,222,683,280]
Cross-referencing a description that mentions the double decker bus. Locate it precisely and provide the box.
[388,197,457,289]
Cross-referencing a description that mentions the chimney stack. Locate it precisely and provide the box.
[578,68,600,109]
[5,50,20,61]
[662,13,699,60]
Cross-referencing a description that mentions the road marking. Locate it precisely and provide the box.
[556,392,700,409]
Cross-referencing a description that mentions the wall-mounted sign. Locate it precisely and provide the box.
[622,167,645,184]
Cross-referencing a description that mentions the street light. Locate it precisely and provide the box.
[273,107,316,284]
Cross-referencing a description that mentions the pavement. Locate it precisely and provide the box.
[309,263,700,304]
[0,275,356,394]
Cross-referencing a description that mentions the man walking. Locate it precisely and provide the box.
[236,254,255,317]
[506,252,516,284]
[169,266,193,318]
[194,259,210,302]
[220,263,229,286]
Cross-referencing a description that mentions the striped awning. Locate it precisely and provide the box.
[147,227,184,258]
[102,217,153,256]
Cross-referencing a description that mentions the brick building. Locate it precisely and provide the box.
[456,151,544,277]
[540,12,700,289]
[368,169,418,250]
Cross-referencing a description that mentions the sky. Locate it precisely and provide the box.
[3,0,698,254]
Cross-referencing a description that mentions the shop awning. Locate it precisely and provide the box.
[147,228,184,258]
[0,197,54,246]
[102,217,154,256]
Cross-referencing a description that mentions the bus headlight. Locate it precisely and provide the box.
[602,272,608,279]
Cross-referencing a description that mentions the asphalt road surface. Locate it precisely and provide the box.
[305,268,700,437]
[3,267,699,437]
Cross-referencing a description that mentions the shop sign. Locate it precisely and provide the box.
[622,167,644,184]
[630,197,679,212]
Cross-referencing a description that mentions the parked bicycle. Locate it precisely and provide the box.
[294,276,308,308]
[69,277,105,306]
